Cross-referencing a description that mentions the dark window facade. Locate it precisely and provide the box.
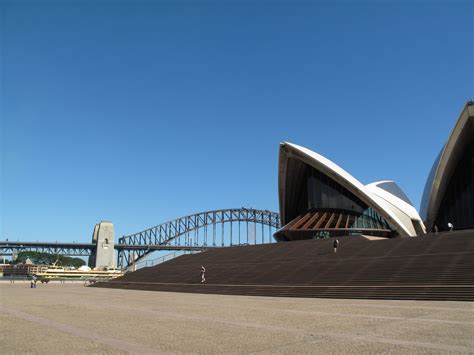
[434,140,474,231]
[284,158,391,232]
[306,168,390,231]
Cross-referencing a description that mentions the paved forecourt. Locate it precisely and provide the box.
[1,283,473,354]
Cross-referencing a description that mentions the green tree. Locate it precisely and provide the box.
[15,251,85,268]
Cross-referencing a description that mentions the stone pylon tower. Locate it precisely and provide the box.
[88,221,115,269]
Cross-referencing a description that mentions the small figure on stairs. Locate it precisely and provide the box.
[201,266,206,283]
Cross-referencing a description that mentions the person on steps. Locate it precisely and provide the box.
[333,239,339,253]
[201,266,206,283]
[447,222,454,231]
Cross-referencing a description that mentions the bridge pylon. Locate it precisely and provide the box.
[88,221,115,269]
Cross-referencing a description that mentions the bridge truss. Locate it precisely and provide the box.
[117,208,280,268]
[0,208,280,270]
[0,242,95,257]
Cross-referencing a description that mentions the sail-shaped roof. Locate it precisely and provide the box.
[420,101,474,230]
[279,142,421,238]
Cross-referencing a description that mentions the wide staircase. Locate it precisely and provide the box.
[95,230,474,300]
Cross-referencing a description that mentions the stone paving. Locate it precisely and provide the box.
[1,283,473,354]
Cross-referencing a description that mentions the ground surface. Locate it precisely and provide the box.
[1,282,473,354]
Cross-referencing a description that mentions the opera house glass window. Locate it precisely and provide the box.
[306,168,391,231]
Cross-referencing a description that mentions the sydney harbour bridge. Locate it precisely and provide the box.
[0,208,280,269]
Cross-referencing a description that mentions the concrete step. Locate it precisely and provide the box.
[95,232,474,301]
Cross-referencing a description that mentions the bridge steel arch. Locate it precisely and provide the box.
[118,208,280,269]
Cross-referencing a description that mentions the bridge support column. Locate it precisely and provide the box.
[88,221,115,269]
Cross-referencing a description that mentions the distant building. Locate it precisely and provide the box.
[275,142,425,241]
[421,101,474,232]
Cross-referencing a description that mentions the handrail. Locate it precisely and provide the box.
[132,250,201,271]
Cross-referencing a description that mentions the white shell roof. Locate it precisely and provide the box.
[281,142,416,237]
[366,181,422,222]
[421,102,474,228]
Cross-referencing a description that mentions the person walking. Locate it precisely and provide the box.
[333,239,340,253]
[447,222,454,232]
[434,225,439,235]
[200,266,206,283]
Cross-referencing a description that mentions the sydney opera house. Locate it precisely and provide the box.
[421,101,474,232]
[275,101,473,240]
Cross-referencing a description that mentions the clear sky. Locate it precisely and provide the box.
[1,0,473,243]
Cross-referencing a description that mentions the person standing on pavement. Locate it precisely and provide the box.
[200,266,206,283]
[333,239,340,253]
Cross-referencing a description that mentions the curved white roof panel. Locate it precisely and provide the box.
[366,181,421,221]
[420,101,474,230]
[366,181,426,235]
[278,142,417,237]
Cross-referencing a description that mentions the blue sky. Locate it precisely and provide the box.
[1,0,472,243]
